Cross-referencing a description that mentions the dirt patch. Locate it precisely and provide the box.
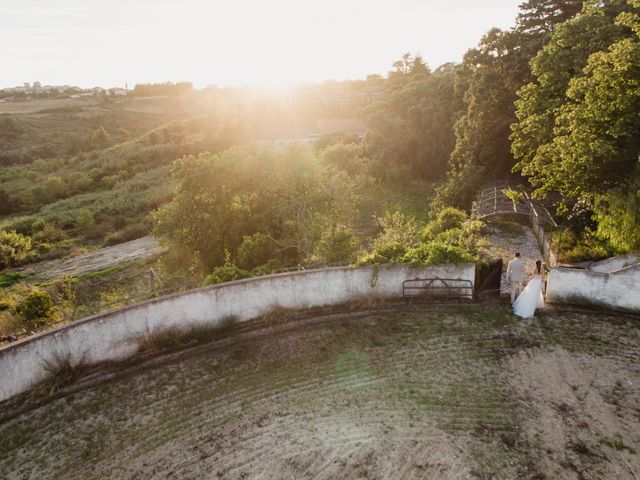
[506,347,640,479]
[17,236,162,281]
[488,333,541,358]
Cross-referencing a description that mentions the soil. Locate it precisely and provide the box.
[1,304,638,479]
[16,236,162,281]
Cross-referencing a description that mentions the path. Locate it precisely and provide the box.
[481,221,544,295]
[17,236,162,282]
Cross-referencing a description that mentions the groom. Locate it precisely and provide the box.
[506,252,525,303]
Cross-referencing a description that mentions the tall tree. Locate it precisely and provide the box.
[435,0,583,209]
[511,0,632,193]
[364,55,461,181]
[519,1,640,250]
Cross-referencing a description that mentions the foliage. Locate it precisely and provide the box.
[403,241,477,265]
[15,289,55,328]
[0,230,32,269]
[360,208,481,266]
[513,0,640,252]
[436,1,583,210]
[315,227,360,264]
[75,209,94,229]
[314,130,360,153]
[237,233,279,270]
[154,145,357,273]
[373,211,421,249]
[90,127,112,149]
[203,264,251,286]
[364,57,461,181]
[320,143,368,176]
[422,207,468,239]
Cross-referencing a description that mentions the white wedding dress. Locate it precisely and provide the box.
[513,276,545,319]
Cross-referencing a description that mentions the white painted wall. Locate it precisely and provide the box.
[0,263,475,402]
[588,253,638,273]
[547,263,640,312]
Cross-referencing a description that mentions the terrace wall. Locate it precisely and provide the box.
[547,262,640,313]
[0,263,475,402]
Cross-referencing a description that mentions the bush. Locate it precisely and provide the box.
[320,143,367,175]
[423,207,467,239]
[75,209,94,229]
[103,222,151,246]
[237,233,279,270]
[203,264,251,285]
[0,230,32,269]
[33,223,67,243]
[31,218,47,233]
[315,227,359,263]
[404,241,477,265]
[16,289,55,329]
[251,259,283,276]
[359,241,408,265]
[373,211,421,249]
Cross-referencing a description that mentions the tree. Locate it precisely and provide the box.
[237,233,279,270]
[436,1,583,209]
[364,56,461,181]
[547,3,640,250]
[511,1,633,193]
[153,145,356,273]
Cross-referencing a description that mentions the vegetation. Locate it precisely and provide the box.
[2,0,639,340]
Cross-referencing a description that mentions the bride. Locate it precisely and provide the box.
[513,260,545,319]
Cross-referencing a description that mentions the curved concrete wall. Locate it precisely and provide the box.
[547,263,640,313]
[588,253,638,273]
[0,263,475,402]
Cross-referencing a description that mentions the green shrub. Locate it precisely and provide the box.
[31,218,47,233]
[423,207,468,239]
[75,209,94,229]
[0,299,13,311]
[237,233,279,270]
[33,223,67,243]
[0,230,32,269]
[203,264,251,285]
[404,241,476,265]
[251,259,283,276]
[359,241,408,265]
[373,211,421,249]
[315,227,359,263]
[16,289,55,328]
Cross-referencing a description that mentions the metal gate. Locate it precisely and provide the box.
[475,259,503,295]
[402,277,474,303]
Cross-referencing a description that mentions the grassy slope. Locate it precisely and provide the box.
[0,97,195,165]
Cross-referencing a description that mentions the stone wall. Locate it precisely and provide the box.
[0,263,476,402]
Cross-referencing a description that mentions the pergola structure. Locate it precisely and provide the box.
[473,179,557,228]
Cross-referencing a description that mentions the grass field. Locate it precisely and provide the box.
[1,304,638,479]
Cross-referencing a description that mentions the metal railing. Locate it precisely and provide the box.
[402,277,474,303]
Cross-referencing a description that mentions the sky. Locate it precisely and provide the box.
[1,0,522,89]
